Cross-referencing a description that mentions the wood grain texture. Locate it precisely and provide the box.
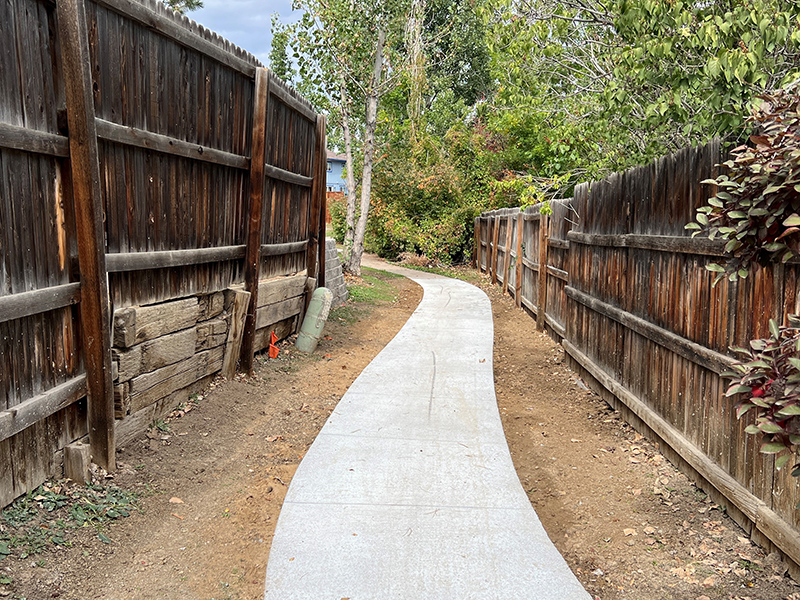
[241,68,270,373]
[0,283,81,324]
[0,122,70,157]
[58,0,115,470]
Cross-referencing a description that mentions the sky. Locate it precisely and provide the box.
[189,0,301,65]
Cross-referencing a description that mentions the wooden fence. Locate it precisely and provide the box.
[0,0,325,505]
[476,138,800,573]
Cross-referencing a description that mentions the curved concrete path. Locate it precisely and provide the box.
[264,263,591,599]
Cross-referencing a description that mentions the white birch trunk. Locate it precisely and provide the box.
[345,27,386,276]
[340,76,358,256]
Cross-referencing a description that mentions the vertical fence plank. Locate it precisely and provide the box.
[502,212,513,295]
[472,217,479,268]
[307,115,326,286]
[57,0,115,470]
[537,214,549,331]
[515,213,523,308]
[491,215,499,285]
[240,68,270,374]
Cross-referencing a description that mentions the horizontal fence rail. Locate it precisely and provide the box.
[477,138,800,574]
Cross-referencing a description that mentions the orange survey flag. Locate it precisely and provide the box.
[268,331,280,359]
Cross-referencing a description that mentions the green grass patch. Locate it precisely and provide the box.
[346,268,402,304]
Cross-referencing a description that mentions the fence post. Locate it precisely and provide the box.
[537,213,549,331]
[472,217,479,268]
[515,210,523,308]
[57,0,115,470]
[491,214,500,285]
[240,68,270,374]
[502,211,513,295]
[307,115,326,289]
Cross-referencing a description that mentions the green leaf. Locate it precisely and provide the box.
[98,532,112,544]
[770,319,780,340]
[776,453,791,469]
[761,442,787,454]
[745,424,762,435]
[776,404,800,417]
[758,422,784,434]
[726,385,752,396]
[706,263,725,273]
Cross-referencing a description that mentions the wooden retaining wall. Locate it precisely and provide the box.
[0,0,325,506]
[476,138,800,573]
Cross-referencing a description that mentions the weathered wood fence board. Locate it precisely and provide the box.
[0,0,324,506]
[478,138,800,571]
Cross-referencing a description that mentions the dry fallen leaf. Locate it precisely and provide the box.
[169,497,184,504]
[702,576,717,588]
[623,528,637,536]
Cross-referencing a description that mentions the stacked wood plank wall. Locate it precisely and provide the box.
[0,0,323,506]
[477,139,800,572]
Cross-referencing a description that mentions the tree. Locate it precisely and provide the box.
[489,0,800,167]
[164,0,202,13]
[292,0,410,275]
[269,15,296,85]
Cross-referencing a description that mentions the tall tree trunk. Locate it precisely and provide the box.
[340,75,357,256]
[345,27,386,276]
[405,0,425,148]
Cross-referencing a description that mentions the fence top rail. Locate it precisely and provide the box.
[92,0,262,77]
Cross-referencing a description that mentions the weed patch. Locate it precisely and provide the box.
[0,480,137,559]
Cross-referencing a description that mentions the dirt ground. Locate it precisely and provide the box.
[4,262,800,600]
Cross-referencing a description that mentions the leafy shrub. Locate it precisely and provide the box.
[725,317,800,483]
[327,194,347,244]
[688,87,800,282]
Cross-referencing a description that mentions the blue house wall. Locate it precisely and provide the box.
[326,152,347,193]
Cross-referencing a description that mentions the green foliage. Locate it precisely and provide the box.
[268,15,296,84]
[688,87,800,282]
[725,317,800,482]
[328,195,348,243]
[489,0,800,168]
[163,0,202,13]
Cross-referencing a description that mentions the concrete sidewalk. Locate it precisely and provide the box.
[263,262,591,599]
